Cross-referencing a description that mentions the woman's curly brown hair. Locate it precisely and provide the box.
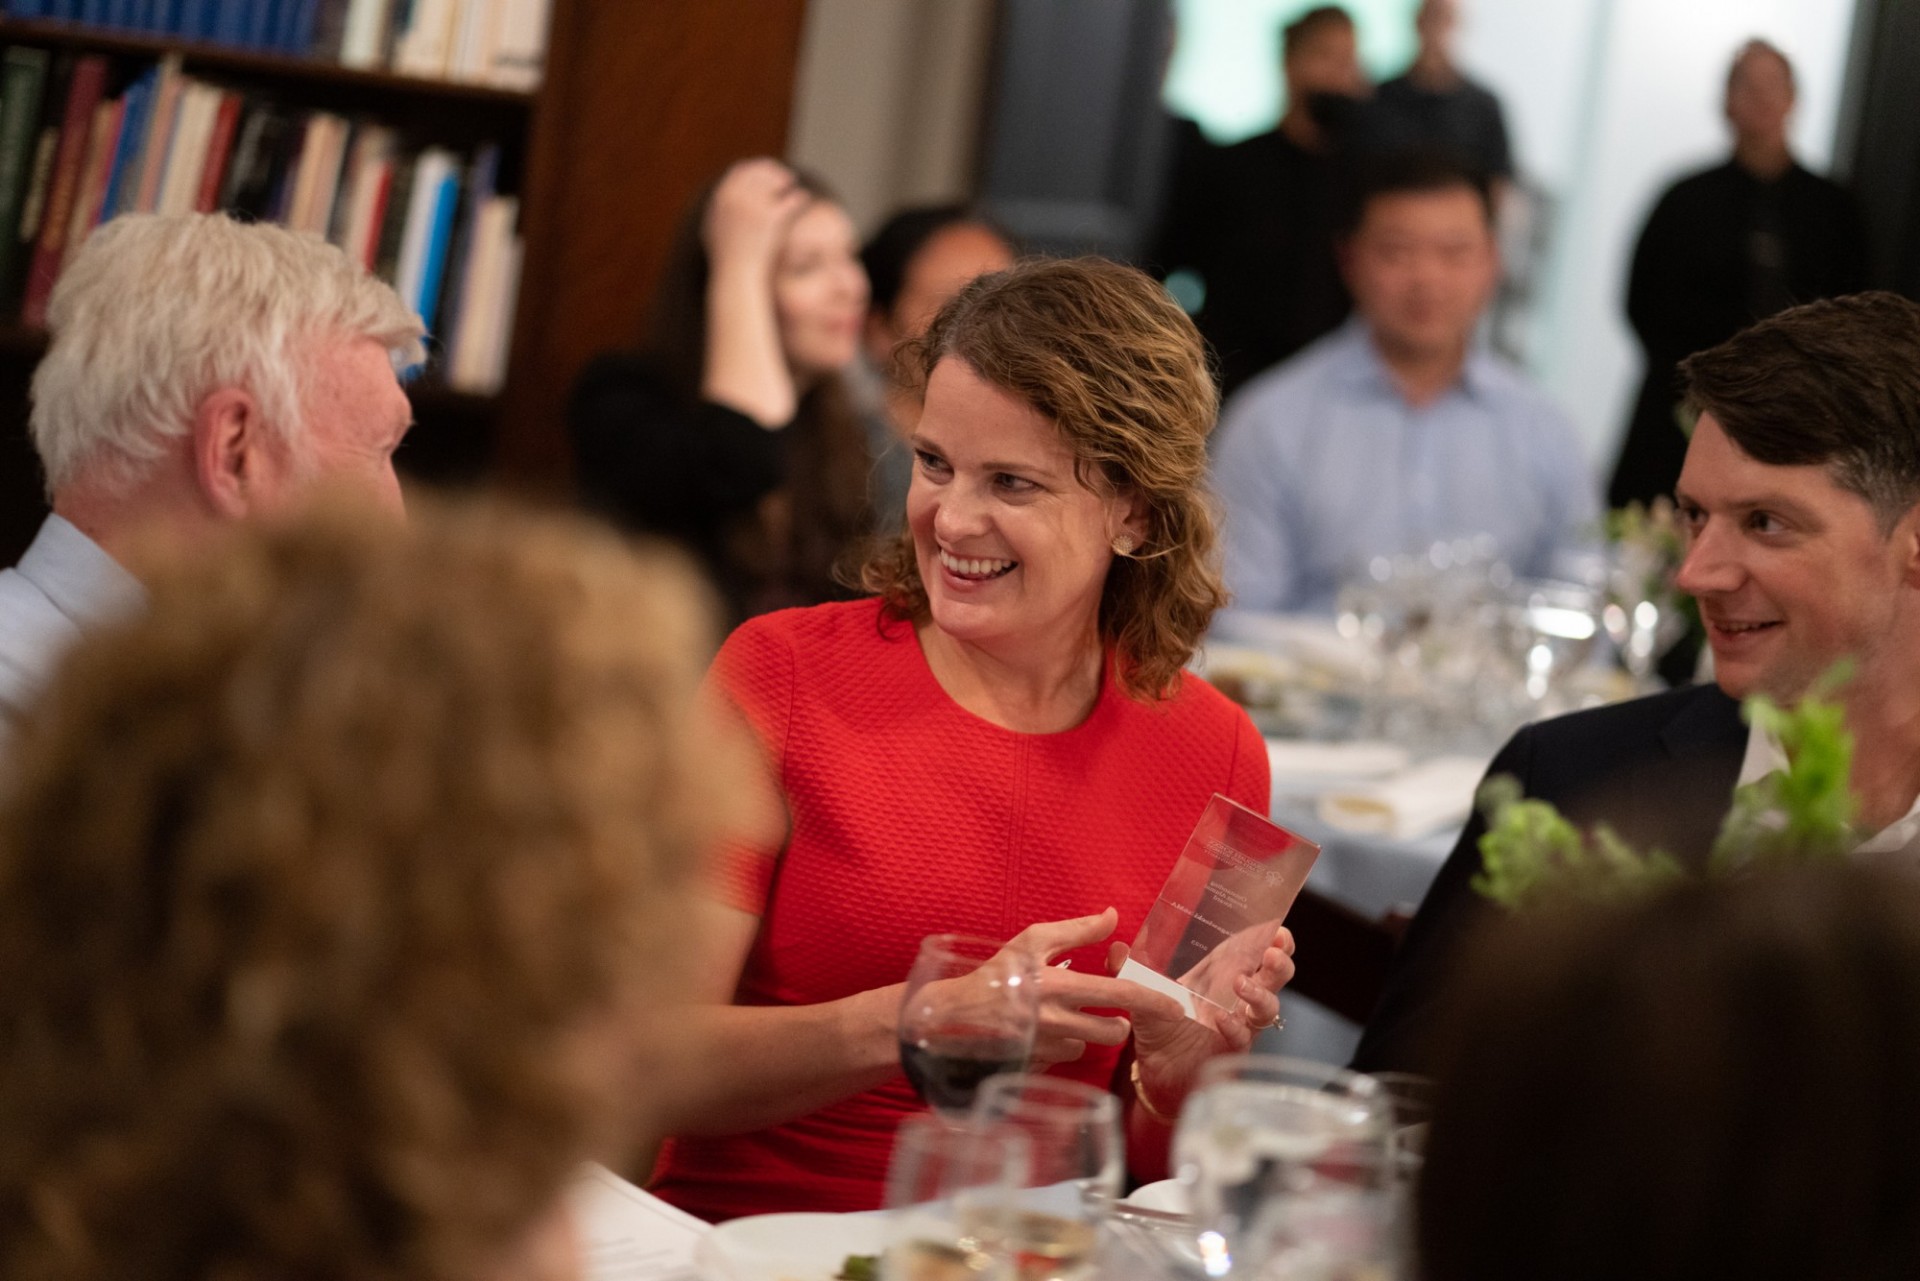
[858,256,1226,700]
[0,497,735,1281]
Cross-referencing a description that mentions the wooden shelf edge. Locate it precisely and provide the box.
[0,16,538,108]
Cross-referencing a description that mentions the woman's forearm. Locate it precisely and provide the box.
[701,262,797,428]
[653,981,906,1135]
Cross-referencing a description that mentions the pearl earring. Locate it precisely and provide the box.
[1111,533,1137,556]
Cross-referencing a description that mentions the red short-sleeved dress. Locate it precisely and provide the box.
[651,598,1270,1221]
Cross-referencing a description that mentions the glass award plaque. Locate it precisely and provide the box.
[1119,793,1321,1020]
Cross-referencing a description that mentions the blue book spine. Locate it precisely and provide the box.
[155,0,184,31]
[79,0,108,23]
[245,0,278,47]
[279,0,318,53]
[44,0,77,18]
[436,142,496,354]
[414,168,459,332]
[7,0,49,17]
[174,0,211,35]
[213,0,248,44]
[97,69,153,218]
[129,0,155,28]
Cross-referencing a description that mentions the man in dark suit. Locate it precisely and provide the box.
[1355,290,1920,1071]
[1608,40,1869,509]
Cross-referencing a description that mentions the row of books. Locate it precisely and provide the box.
[0,0,551,89]
[0,46,522,392]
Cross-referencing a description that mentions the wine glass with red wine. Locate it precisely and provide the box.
[899,933,1040,1116]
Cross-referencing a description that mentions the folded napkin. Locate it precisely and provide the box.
[1267,738,1410,781]
[1317,755,1488,841]
[1210,610,1372,685]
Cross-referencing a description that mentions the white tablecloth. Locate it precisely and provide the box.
[1256,774,1464,1065]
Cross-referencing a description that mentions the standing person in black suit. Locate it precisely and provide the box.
[1607,40,1869,509]
[1356,291,1920,1072]
[1373,0,1512,182]
[1151,6,1369,397]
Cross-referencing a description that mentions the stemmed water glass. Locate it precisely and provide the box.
[1504,579,1603,712]
[882,1113,1033,1281]
[1603,543,1687,689]
[969,1073,1124,1281]
[899,934,1040,1117]
[1369,1071,1434,1185]
[1173,1055,1397,1280]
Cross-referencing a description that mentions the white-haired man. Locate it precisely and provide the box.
[0,212,425,728]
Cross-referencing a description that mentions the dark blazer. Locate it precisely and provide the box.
[1351,683,1747,1072]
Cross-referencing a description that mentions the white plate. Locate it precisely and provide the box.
[693,1211,884,1281]
[1121,1179,1191,1215]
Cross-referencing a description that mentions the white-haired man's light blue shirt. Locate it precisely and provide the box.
[1211,321,1600,616]
[0,514,144,731]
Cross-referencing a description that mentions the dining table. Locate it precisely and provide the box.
[1255,788,1463,1065]
[576,1161,1223,1281]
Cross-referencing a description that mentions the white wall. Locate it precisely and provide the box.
[1456,0,1859,473]
[794,0,1861,478]
[1164,0,1419,144]
[786,0,997,234]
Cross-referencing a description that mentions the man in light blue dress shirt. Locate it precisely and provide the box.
[0,213,425,732]
[1212,150,1598,616]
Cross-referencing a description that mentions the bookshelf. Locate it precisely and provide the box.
[0,0,813,563]
[0,16,537,106]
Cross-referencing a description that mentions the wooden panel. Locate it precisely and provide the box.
[494,0,811,489]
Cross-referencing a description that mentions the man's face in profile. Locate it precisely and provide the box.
[255,337,414,520]
[1344,185,1498,363]
[1674,412,1915,702]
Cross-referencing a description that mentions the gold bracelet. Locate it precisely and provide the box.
[1129,1059,1178,1125]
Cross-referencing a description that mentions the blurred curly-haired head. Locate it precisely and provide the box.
[0,496,732,1281]
[859,256,1226,700]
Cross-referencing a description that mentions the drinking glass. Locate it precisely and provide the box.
[970,1073,1123,1281]
[1369,1071,1434,1185]
[1602,543,1687,689]
[883,1113,1033,1281]
[1173,1055,1396,1280]
[900,935,1040,1117]
[1504,579,1603,711]
[1370,1070,1435,1275]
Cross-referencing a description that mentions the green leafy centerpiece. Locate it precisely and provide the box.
[1474,669,1857,909]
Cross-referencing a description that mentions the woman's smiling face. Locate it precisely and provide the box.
[907,357,1140,655]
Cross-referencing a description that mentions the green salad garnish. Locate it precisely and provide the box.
[836,1254,879,1281]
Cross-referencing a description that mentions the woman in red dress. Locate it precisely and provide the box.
[653,257,1294,1219]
